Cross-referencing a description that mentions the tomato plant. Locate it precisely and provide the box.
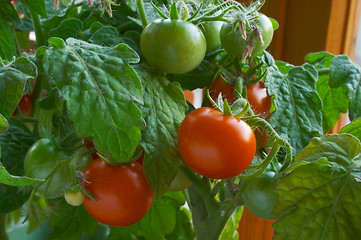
[220,13,274,57]
[208,75,236,105]
[242,170,278,220]
[64,190,85,206]
[168,169,192,191]
[246,80,272,119]
[13,93,32,117]
[81,158,154,227]
[141,19,206,74]
[178,107,256,179]
[199,21,223,52]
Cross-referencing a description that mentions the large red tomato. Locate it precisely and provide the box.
[81,158,154,227]
[178,107,256,179]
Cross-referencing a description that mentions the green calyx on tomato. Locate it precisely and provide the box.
[199,21,223,52]
[242,170,278,220]
[140,19,206,74]
[220,13,274,59]
[178,107,256,179]
[81,158,154,227]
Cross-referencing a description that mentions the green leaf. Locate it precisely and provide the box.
[0,57,37,119]
[0,19,17,61]
[306,52,349,133]
[20,0,47,18]
[220,207,243,240]
[0,114,7,133]
[0,1,20,23]
[265,63,323,153]
[273,134,361,240]
[0,166,43,186]
[48,201,98,240]
[165,208,195,240]
[48,18,84,40]
[43,38,142,162]
[136,67,187,195]
[329,55,361,120]
[340,118,361,142]
[89,26,121,46]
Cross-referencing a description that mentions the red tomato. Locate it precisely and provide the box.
[13,93,32,117]
[81,158,154,227]
[246,81,272,119]
[208,76,235,105]
[178,107,256,179]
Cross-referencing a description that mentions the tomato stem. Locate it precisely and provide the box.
[29,8,45,47]
[136,0,148,27]
[0,214,8,240]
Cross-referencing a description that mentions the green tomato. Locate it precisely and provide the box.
[242,170,278,220]
[24,139,71,199]
[140,19,206,74]
[199,21,223,52]
[220,13,274,57]
[64,190,85,206]
[168,169,192,192]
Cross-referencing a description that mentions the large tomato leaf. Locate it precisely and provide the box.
[0,57,37,119]
[0,118,38,213]
[273,134,361,240]
[43,37,143,163]
[48,18,84,40]
[265,63,322,153]
[0,115,7,133]
[329,55,361,121]
[48,201,98,240]
[19,0,47,18]
[340,118,361,142]
[0,1,20,24]
[136,67,187,195]
[0,20,16,61]
[305,52,349,133]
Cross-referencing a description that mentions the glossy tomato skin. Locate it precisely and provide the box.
[178,107,256,179]
[24,139,71,199]
[141,19,206,74]
[199,21,223,52]
[220,13,273,57]
[246,80,272,119]
[242,170,277,220]
[82,158,154,227]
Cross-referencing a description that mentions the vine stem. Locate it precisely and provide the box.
[29,9,45,47]
[0,214,9,240]
[136,0,148,28]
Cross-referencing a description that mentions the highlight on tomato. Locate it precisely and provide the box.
[177,107,256,179]
[81,158,154,227]
[140,19,206,74]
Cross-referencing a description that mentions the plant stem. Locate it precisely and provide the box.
[29,8,45,47]
[0,214,9,240]
[136,0,148,28]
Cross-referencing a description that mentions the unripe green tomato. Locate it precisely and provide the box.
[199,21,223,52]
[64,190,85,206]
[220,13,274,57]
[141,19,206,74]
[24,139,71,199]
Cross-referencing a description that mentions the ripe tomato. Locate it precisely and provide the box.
[178,107,256,179]
[208,76,235,105]
[24,139,72,199]
[246,80,272,119]
[220,13,274,57]
[199,21,223,52]
[140,19,206,74]
[242,170,278,220]
[13,93,32,117]
[81,158,154,227]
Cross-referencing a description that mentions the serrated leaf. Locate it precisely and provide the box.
[48,202,98,240]
[340,118,361,142]
[273,134,361,240]
[0,19,17,61]
[43,38,142,162]
[48,18,84,40]
[136,67,187,195]
[0,57,37,119]
[20,0,47,18]
[306,52,350,133]
[329,55,361,120]
[89,26,121,46]
[265,63,322,153]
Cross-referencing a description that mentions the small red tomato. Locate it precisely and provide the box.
[246,81,272,119]
[178,107,256,179]
[82,158,154,227]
